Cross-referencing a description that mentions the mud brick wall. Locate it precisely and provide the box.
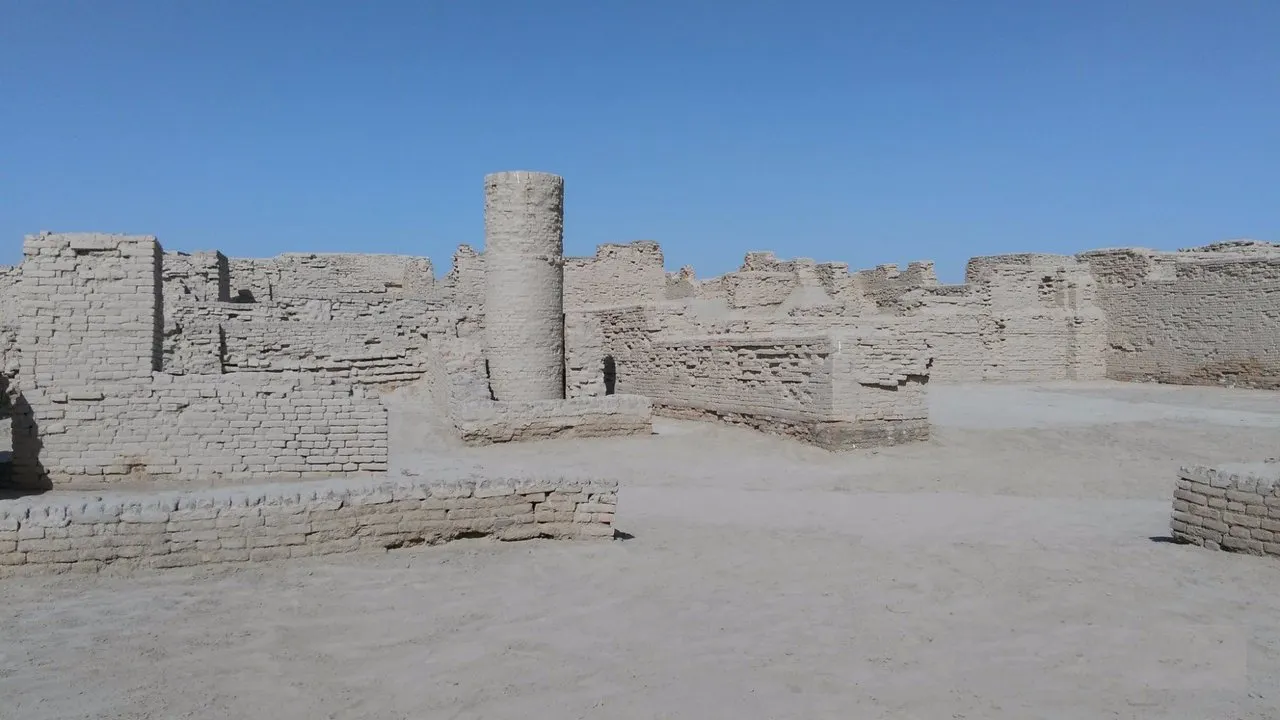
[633,335,836,422]
[1081,245,1280,389]
[221,320,428,385]
[904,255,1108,383]
[573,306,929,448]
[564,241,666,310]
[0,475,618,575]
[565,246,1108,386]
[0,264,22,378]
[19,373,387,483]
[1171,463,1280,556]
[850,261,938,314]
[20,232,163,385]
[227,253,434,304]
[11,233,391,487]
[453,395,653,445]
[827,325,930,445]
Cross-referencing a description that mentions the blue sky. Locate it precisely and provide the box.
[2,1,1277,281]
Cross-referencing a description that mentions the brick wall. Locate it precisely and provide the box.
[227,253,434,304]
[220,320,429,385]
[853,261,938,313]
[589,249,1108,385]
[907,255,1108,382]
[571,305,928,448]
[564,241,666,310]
[1171,463,1280,556]
[16,373,387,482]
[11,233,390,487]
[0,474,617,574]
[1081,244,1280,389]
[0,264,19,379]
[20,232,163,385]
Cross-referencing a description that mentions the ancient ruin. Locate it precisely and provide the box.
[1,170,1278,572]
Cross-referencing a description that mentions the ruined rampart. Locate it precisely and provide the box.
[562,249,1108,386]
[569,305,929,449]
[10,233,389,487]
[1082,243,1280,389]
[2,215,1275,490]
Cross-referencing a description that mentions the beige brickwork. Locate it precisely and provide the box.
[1081,242,1280,389]
[9,233,389,486]
[1170,462,1280,557]
[0,474,618,575]
[2,176,1275,495]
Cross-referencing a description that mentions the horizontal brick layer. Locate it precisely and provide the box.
[454,395,653,445]
[1170,463,1280,557]
[0,475,618,575]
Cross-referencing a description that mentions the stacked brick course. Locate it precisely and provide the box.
[453,395,653,445]
[1171,463,1280,557]
[569,308,928,449]
[563,248,1108,387]
[0,475,617,575]
[10,233,390,486]
[564,241,666,310]
[1082,243,1280,389]
[18,373,386,482]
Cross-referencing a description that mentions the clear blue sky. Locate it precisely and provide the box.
[3,1,1277,281]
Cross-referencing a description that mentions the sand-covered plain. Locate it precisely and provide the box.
[3,382,1279,719]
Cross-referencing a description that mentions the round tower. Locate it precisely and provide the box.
[482,170,566,401]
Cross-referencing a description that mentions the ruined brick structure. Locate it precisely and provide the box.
[0,170,1276,571]
[1171,462,1280,557]
[1081,242,1280,389]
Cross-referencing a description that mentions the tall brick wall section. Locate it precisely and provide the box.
[854,261,939,313]
[17,373,386,482]
[161,251,229,375]
[10,233,389,487]
[606,249,1108,384]
[1080,245,1280,389]
[563,253,1106,389]
[482,171,566,402]
[227,253,434,304]
[220,321,428,385]
[564,241,666,310]
[0,265,16,474]
[161,248,454,387]
[0,265,20,379]
[20,232,163,385]
[913,255,1108,382]
[439,245,485,309]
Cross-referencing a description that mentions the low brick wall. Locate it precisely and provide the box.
[454,395,653,445]
[0,475,618,575]
[1171,463,1280,556]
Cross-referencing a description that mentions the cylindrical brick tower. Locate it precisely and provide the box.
[483,171,566,401]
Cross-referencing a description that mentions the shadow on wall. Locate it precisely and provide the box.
[603,355,616,396]
[0,376,50,497]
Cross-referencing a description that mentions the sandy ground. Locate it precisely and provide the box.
[3,381,1280,719]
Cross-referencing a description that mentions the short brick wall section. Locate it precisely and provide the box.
[1171,462,1280,556]
[454,395,653,445]
[0,475,618,575]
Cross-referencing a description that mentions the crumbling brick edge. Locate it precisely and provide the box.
[1170,463,1280,557]
[0,475,618,576]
